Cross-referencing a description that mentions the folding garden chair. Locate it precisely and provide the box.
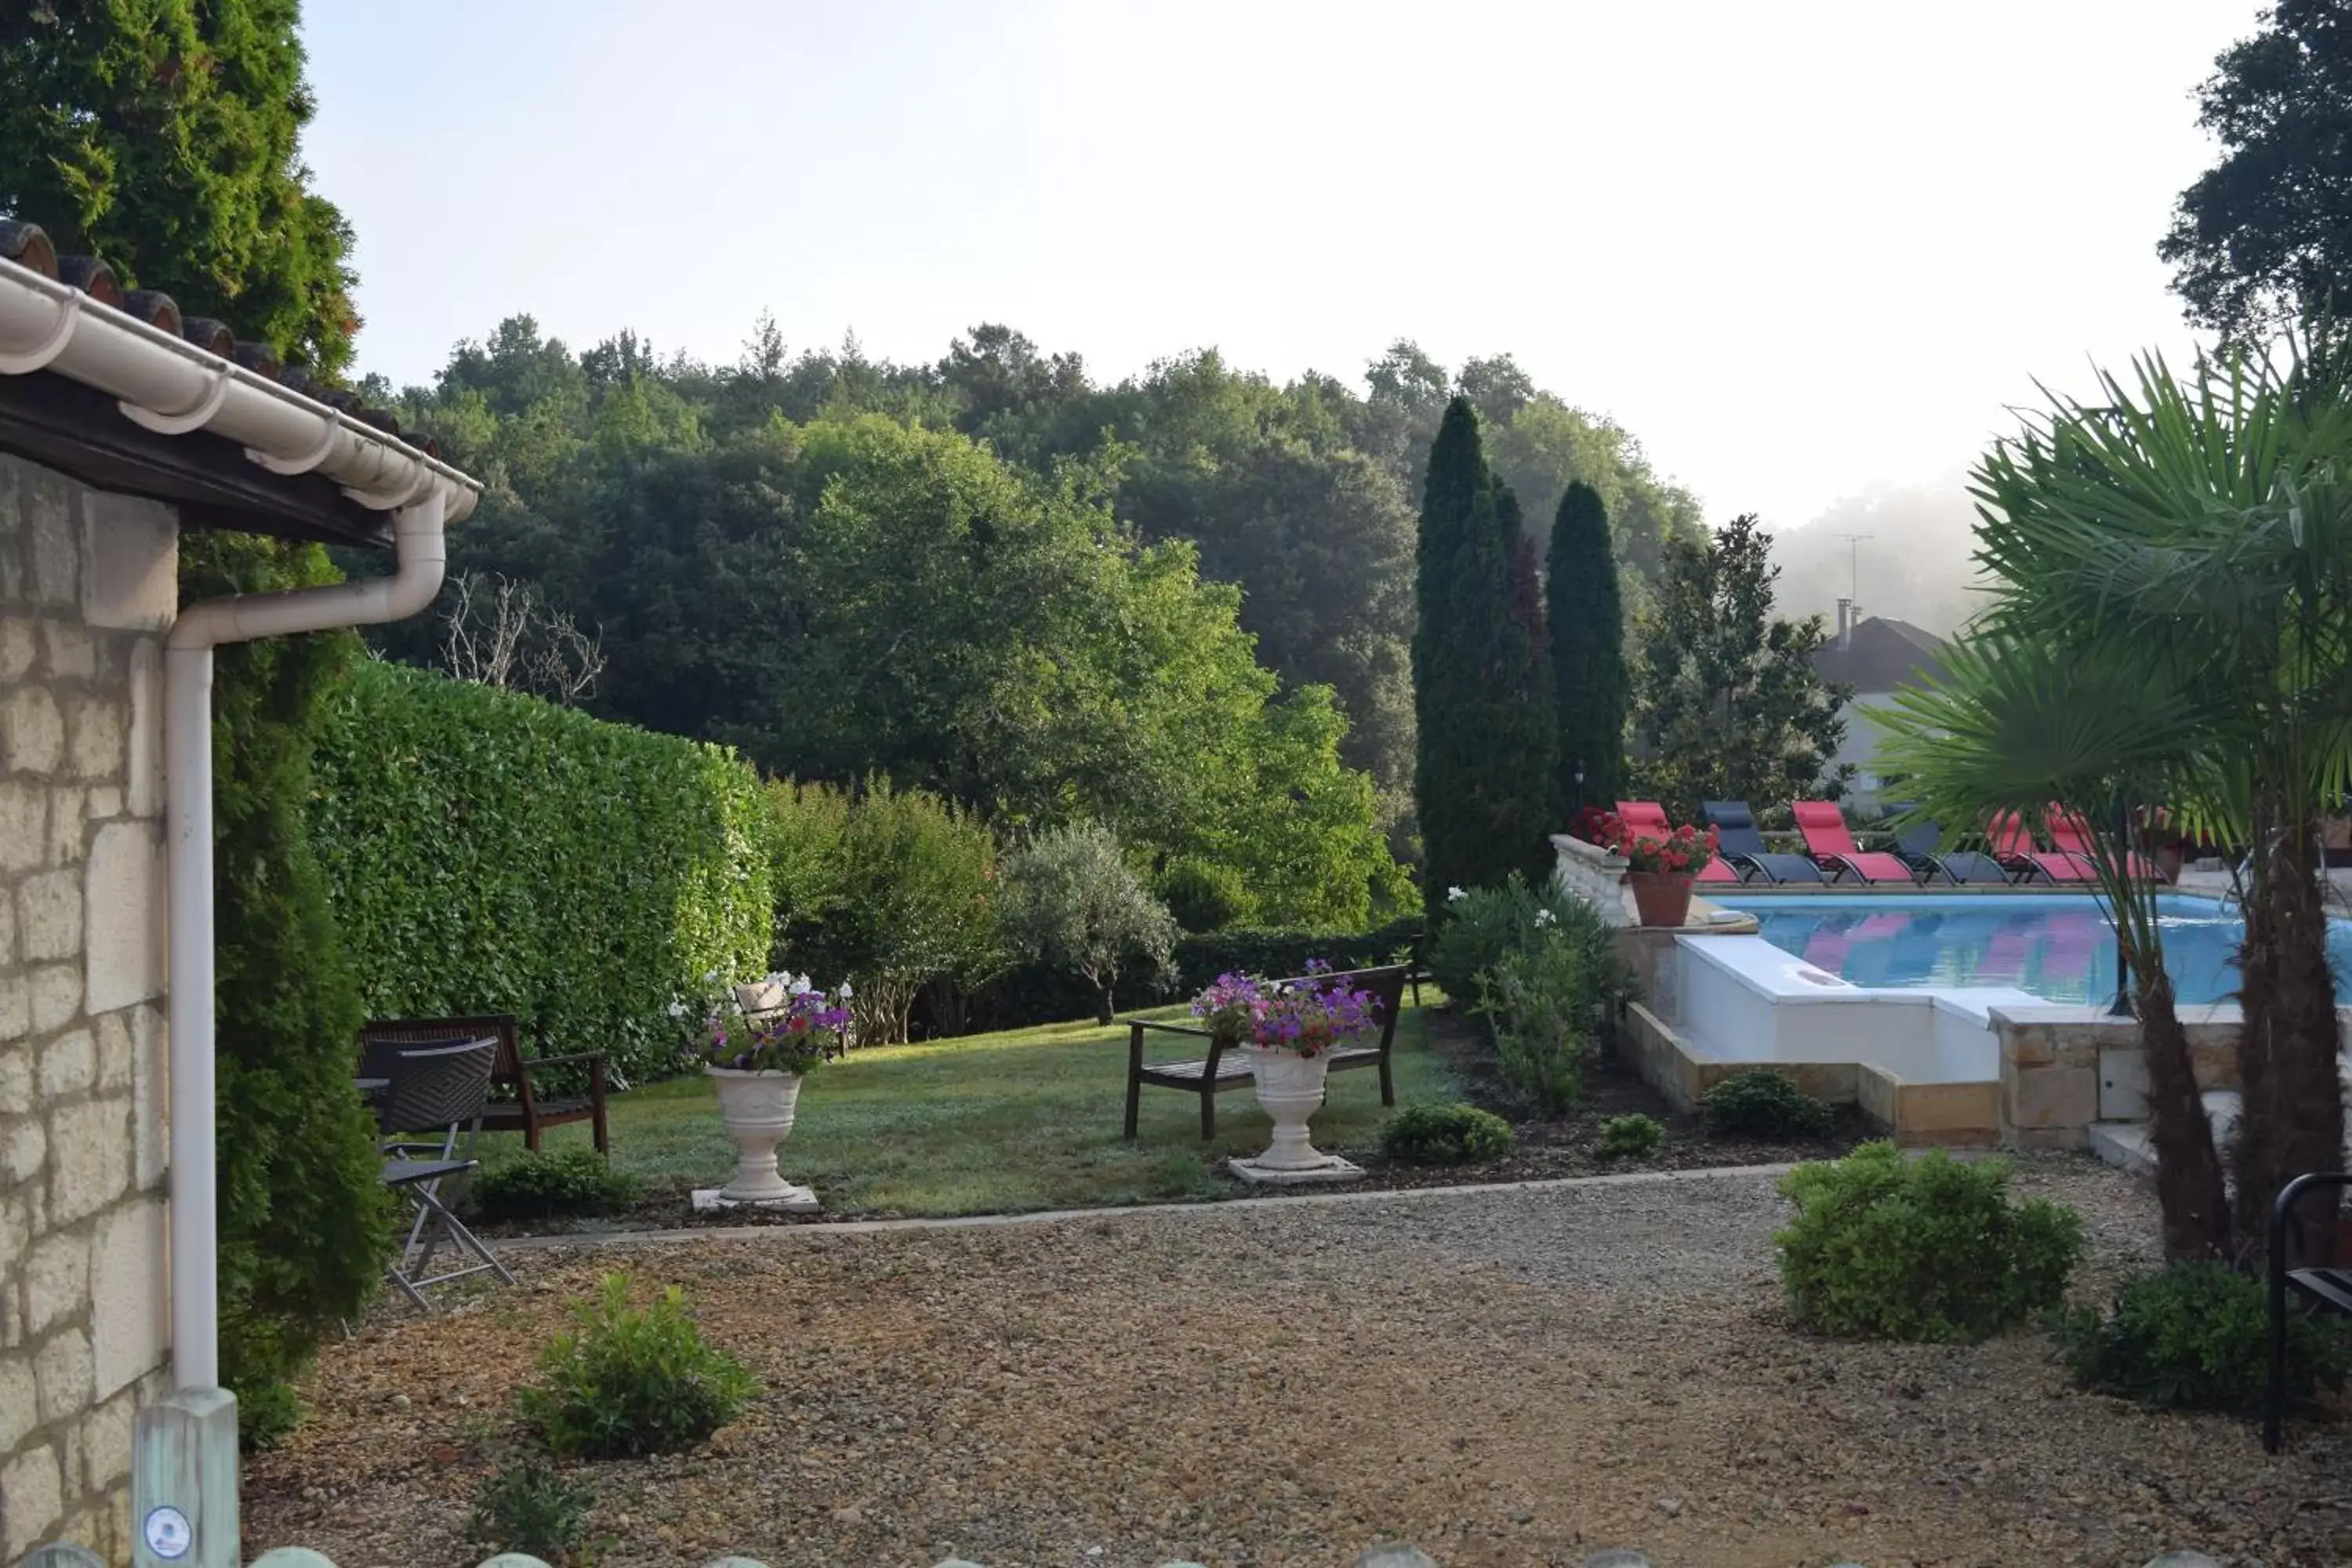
[376,1037,516,1310]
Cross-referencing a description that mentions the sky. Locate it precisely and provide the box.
[300,0,2264,550]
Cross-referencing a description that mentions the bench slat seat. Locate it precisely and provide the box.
[1123,964,1408,1141]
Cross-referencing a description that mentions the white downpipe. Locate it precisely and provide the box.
[0,244,477,1389]
[165,492,451,1388]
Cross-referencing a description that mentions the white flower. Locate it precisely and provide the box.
[837,980,855,999]
[702,969,720,985]
[789,976,813,997]
[1446,885,1468,902]
[664,1000,688,1020]
[1534,908,1555,927]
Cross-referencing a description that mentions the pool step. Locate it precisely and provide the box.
[2091,1085,2352,1180]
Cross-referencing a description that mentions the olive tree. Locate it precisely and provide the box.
[998,822,1178,1023]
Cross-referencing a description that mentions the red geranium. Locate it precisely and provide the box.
[1595,814,1719,876]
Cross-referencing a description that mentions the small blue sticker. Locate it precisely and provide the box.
[143,1504,192,1559]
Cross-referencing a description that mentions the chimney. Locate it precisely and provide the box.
[1835,597,1853,651]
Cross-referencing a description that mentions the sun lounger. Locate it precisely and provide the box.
[1988,811,2095,883]
[1700,800,1827,885]
[1885,809,2013,885]
[1791,800,1918,884]
[2049,806,2170,884]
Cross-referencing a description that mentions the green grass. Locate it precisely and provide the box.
[488,1000,1461,1220]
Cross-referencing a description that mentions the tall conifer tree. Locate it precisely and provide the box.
[1413,398,1559,922]
[1547,481,1628,816]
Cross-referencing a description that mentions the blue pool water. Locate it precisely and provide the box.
[1711,894,2352,1007]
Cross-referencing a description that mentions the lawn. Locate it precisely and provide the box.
[489,998,1462,1218]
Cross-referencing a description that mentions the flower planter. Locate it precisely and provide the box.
[1240,1045,1341,1171]
[706,1066,809,1203]
[1628,870,1695,928]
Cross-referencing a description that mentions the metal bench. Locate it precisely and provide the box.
[1122,964,1409,1140]
[2266,1170,2352,1451]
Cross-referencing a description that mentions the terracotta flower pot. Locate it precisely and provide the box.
[1628,870,1695,929]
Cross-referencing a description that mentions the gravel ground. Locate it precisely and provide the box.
[245,1159,2352,1568]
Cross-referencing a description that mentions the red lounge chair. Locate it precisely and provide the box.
[2049,807,2169,884]
[1988,811,2095,884]
[1613,800,1741,883]
[1791,801,1918,885]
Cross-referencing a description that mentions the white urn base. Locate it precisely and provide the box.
[692,1184,819,1214]
[1227,1153,1365,1185]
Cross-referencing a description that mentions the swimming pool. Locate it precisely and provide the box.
[1711,893,2352,1007]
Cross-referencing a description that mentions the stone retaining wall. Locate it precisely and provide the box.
[1549,832,1632,926]
[0,452,176,1562]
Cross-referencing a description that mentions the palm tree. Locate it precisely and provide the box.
[1884,345,2352,1263]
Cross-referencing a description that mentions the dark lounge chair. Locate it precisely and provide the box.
[1887,809,2013,886]
[1699,800,1826,885]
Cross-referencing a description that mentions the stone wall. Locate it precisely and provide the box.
[0,452,175,1562]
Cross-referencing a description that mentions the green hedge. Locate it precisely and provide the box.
[310,662,772,1084]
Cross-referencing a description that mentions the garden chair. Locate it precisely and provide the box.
[1790,800,1917,884]
[1123,964,1410,1140]
[1612,800,1742,883]
[1987,812,2095,884]
[1885,808,2013,885]
[361,1013,609,1153]
[376,1038,517,1311]
[2266,1171,2352,1452]
[1699,800,1826,885]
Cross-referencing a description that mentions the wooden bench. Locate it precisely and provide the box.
[1122,964,1410,1140]
[359,1013,610,1154]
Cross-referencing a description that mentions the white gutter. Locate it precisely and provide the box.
[0,252,478,1390]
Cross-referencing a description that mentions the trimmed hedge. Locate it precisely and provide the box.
[945,916,1425,1035]
[310,662,772,1084]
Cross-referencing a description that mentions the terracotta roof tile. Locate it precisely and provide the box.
[0,216,416,447]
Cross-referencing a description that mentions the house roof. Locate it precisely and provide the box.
[0,216,476,548]
[1813,615,1947,693]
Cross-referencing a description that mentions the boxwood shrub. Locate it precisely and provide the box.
[1776,1142,2083,1343]
[310,662,773,1084]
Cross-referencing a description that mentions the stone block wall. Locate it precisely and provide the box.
[0,452,176,1562]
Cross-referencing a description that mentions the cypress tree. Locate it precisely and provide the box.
[1547,481,1628,816]
[1413,397,1559,923]
[5,4,380,1434]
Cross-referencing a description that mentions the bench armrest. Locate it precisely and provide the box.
[1128,1019,1214,1040]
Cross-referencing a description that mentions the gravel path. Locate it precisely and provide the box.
[245,1158,2352,1568]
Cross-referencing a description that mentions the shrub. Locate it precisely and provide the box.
[1425,875,1583,1004]
[183,534,394,1441]
[1775,1142,2085,1342]
[517,1274,759,1458]
[235,1378,303,1453]
[997,823,1178,1024]
[1158,856,1254,933]
[311,661,773,1085]
[2055,1261,2352,1413]
[470,1457,595,1564]
[1595,1113,1665,1161]
[779,775,1000,1044]
[1702,1070,1837,1139]
[470,1149,643,1222]
[1380,1103,1515,1166]
[1476,924,1602,1111]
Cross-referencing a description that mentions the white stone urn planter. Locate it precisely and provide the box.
[701,1066,818,1211]
[1229,1045,1363,1185]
